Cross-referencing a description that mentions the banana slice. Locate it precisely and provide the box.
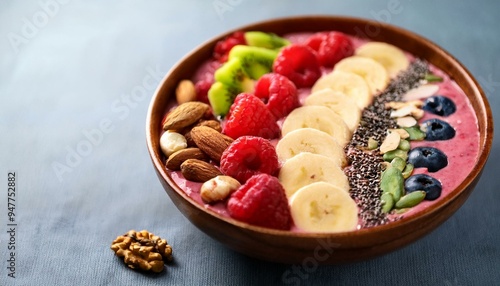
[279,152,350,198]
[304,88,362,132]
[289,182,358,233]
[311,71,372,109]
[355,42,409,78]
[333,56,389,94]
[281,106,351,147]
[275,128,347,167]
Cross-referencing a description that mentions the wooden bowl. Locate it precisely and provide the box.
[146,16,493,264]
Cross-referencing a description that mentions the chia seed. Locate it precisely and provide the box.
[345,60,429,228]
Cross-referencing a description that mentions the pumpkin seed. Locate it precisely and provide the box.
[390,157,406,171]
[398,139,411,151]
[381,192,394,213]
[402,163,414,179]
[380,167,404,202]
[395,191,426,209]
[383,149,408,162]
[403,126,426,140]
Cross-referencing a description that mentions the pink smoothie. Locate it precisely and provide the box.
[166,33,480,231]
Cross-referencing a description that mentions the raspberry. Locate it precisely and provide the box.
[220,136,279,183]
[213,31,247,63]
[194,61,221,103]
[222,93,280,139]
[305,32,354,67]
[254,73,298,119]
[272,44,321,88]
[195,80,212,104]
[227,173,291,230]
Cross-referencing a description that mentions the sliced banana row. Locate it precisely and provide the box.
[277,106,357,232]
[276,41,410,233]
[277,104,357,232]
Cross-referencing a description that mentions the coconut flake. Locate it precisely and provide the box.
[402,84,439,101]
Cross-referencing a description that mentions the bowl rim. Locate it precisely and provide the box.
[146,15,494,238]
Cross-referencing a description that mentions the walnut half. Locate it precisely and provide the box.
[111,230,173,273]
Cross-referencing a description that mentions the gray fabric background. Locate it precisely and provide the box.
[1,0,499,285]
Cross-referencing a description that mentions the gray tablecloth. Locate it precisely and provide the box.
[1,0,499,285]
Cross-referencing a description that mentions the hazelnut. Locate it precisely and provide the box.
[200,176,241,204]
[160,131,187,157]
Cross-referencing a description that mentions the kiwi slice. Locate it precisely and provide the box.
[228,45,278,79]
[244,31,290,50]
[208,45,279,116]
[209,58,254,117]
[214,58,251,88]
[208,82,240,117]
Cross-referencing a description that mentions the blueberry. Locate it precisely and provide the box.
[423,95,456,116]
[421,118,456,141]
[405,174,442,200]
[408,147,448,172]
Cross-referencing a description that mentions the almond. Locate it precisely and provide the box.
[166,148,208,170]
[175,80,197,104]
[183,120,223,146]
[190,126,233,162]
[163,101,210,131]
[180,159,222,182]
[183,130,196,147]
[196,120,222,132]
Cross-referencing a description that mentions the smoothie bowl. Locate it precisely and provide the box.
[146,16,493,264]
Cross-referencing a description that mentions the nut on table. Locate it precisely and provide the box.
[111,230,173,273]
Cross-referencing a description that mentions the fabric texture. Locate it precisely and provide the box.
[1,0,499,285]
